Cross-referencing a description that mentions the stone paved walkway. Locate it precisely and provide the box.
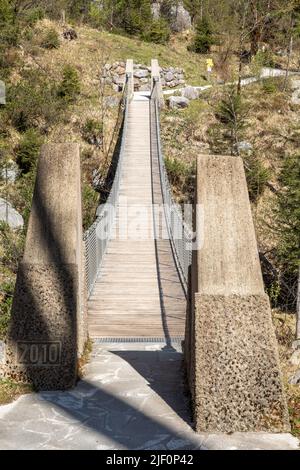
[0,342,298,450]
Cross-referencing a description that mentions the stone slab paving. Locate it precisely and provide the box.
[0,342,298,450]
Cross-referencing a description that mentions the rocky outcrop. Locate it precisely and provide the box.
[151,1,191,32]
[102,62,185,91]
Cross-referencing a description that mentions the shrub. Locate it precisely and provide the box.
[215,86,248,155]
[277,154,300,278]
[254,49,275,68]
[16,129,43,174]
[58,65,81,102]
[262,78,278,94]
[188,17,214,54]
[7,69,62,131]
[0,280,14,340]
[244,153,270,202]
[82,119,103,146]
[142,19,170,44]
[22,7,45,27]
[40,28,60,49]
[83,184,98,230]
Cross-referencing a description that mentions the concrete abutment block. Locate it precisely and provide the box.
[185,154,290,432]
[0,144,87,390]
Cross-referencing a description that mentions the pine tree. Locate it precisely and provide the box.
[189,16,214,53]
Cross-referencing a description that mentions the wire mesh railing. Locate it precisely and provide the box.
[150,78,193,293]
[83,72,132,298]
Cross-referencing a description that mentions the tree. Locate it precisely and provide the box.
[276,154,300,314]
[189,16,214,53]
[215,86,247,154]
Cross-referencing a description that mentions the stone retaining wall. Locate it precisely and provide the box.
[102,62,185,91]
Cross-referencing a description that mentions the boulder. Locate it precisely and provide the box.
[134,69,149,79]
[170,3,192,32]
[290,79,300,91]
[151,2,161,20]
[1,161,19,182]
[289,349,300,366]
[168,96,190,109]
[165,71,175,82]
[291,90,300,105]
[289,369,300,385]
[0,198,24,229]
[236,141,253,154]
[182,86,199,100]
[0,80,5,105]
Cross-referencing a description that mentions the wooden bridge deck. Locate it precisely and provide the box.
[88,93,186,338]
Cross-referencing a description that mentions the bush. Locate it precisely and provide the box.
[262,78,278,94]
[188,17,214,54]
[7,69,62,131]
[254,49,275,68]
[40,28,60,49]
[22,7,45,27]
[244,153,270,202]
[83,184,98,230]
[16,129,43,174]
[58,65,81,102]
[277,154,300,278]
[0,280,14,340]
[82,119,103,145]
[142,19,170,44]
[215,86,247,155]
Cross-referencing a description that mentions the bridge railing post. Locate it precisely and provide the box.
[151,59,164,108]
[185,154,290,433]
[0,144,88,390]
[125,59,134,100]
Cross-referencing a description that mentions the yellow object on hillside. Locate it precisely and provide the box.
[206,58,214,72]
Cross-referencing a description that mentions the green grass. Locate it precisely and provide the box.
[0,379,32,405]
[84,28,208,85]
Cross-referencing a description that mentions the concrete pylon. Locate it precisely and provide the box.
[185,154,290,432]
[0,144,87,390]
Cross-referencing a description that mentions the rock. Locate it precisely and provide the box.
[104,63,111,71]
[289,369,300,385]
[290,79,300,90]
[104,96,120,108]
[63,28,78,40]
[1,161,19,182]
[291,89,300,105]
[168,96,190,109]
[0,80,5,105]
[237,141,253,154]
[0,340,4,364]
[178,79,185,85]
[140,77,149,84]
[165,71,175,82]
[170,3,192,32]
[182,86,199,100]
[0,198,24,229]
[290,349,300,366]
[116,65,125,75]
[292,339,300,351]
[134,69,149,79]
[151,2,161,20]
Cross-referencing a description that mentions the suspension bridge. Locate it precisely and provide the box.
[0,59,295,448]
